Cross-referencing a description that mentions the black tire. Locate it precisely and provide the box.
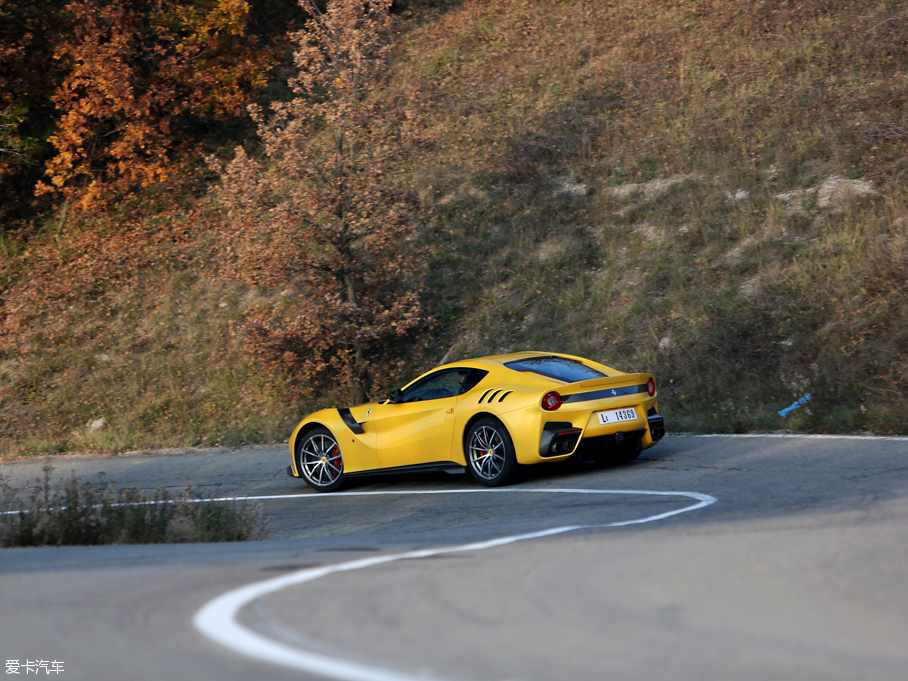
[296,426,346,492]
[465,417,519,487]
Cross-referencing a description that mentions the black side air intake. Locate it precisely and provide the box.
[647,414,665,441]
[539,422,582,457]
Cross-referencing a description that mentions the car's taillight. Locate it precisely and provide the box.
[646,378,656,396]
[542,391,562,410]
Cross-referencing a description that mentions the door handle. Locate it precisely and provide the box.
[445,408,454,414]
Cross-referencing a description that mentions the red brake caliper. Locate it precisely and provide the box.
[328,445,341,473]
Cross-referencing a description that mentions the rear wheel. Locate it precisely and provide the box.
[465,417,519,486]
[296,427,346,492]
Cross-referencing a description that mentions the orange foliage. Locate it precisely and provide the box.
[35,0,277,210]
[214,0,429,404]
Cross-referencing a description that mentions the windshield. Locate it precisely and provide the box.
[503,356,607,383]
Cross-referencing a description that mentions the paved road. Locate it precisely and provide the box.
[1,435,907,681]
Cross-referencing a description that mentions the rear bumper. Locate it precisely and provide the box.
[521,398,664,465]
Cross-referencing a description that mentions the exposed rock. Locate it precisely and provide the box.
[774,176,875,214]
[773,188,814,215]
[86,417,106,432]
[816,177,875,210]
[633,222,666,243]
[721,237,758,266]
[605,174,702,201]
[553,177,587,197]
[536,237,568,262]
[739,275,763,298]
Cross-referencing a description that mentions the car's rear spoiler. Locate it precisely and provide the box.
[564,373,651,390]
[558,373,654,402]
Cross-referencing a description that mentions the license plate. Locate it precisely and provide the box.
[597,407,637,425]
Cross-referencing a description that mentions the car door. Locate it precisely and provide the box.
[371,369,467,469]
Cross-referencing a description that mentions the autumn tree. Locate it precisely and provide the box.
[0,0,292,227]
[213,0,428,404]
[33,0,282,212]
[0,0,71,225]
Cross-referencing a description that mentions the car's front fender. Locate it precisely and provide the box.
[288,406,381,476]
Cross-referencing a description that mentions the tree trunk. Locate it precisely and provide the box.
[343,272,367,404]
[353,346,367,405]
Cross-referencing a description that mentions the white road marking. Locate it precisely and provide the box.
[194,488,716,681]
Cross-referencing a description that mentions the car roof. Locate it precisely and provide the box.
[437,351,621,377]
[436,351,551,371]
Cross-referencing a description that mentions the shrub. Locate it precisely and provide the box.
[0,464,269,547]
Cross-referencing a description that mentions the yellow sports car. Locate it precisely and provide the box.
[287,351,665,492]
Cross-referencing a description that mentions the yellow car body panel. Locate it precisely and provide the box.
[371,397,459,468]
[288,351,665,487]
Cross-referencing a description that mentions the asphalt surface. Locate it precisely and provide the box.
[1,434,907,681]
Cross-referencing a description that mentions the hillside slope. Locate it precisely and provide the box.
[1,0,907,457]
[393,0,908,433]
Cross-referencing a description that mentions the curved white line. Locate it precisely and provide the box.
[194,488,716,681]
[0,487,703,516]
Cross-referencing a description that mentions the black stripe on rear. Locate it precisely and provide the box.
[562,384,646,404]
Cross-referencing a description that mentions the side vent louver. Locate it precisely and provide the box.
[478,389,514,404]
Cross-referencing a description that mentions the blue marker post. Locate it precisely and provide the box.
[778,393,813,418]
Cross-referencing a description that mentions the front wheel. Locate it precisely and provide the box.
[296,427,346,492]
[465,417,519,487]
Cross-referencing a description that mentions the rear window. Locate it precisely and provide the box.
[503,356,607,383]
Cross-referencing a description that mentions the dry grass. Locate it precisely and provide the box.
[2,0,907,455]
[0,266,300,458]
[0,175,302,459]
[396,0,908,433]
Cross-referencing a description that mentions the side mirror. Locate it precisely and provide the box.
[387,389,402,404]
